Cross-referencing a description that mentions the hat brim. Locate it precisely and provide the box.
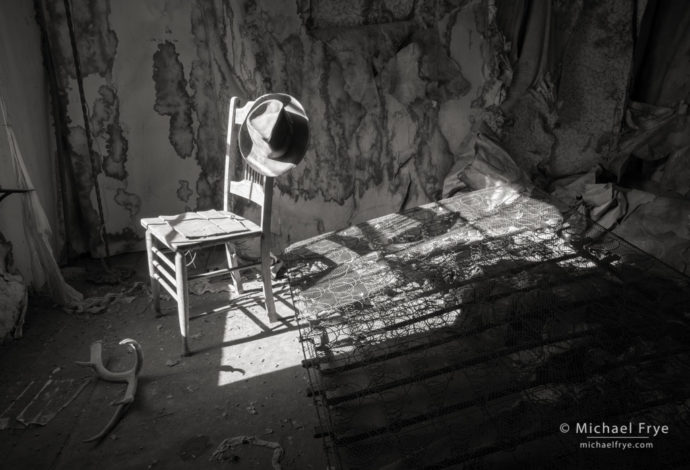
[239,93,309,178]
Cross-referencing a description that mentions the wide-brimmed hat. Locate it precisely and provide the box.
[239,93,309,177]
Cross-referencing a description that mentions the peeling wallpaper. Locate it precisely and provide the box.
[497,0,634,180]
[39,0,505,257]
[152,41,194,160]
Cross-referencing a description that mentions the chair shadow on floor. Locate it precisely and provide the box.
[153,278,303,356]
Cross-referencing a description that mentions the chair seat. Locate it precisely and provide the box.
[141,209,261,251]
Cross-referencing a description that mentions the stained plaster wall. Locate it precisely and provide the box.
[27,0,690,275]
[38,0,505,257]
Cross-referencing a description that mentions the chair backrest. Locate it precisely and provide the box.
[223,97,274,234]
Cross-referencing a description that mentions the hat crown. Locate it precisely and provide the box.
[238,93,309,178]
[247,100,292,160]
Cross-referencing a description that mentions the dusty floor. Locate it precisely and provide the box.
[0,252,327,469]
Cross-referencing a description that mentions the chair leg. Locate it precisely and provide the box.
[145,230,161,315]
[175,251,191,356]
[269,251,283,279]
[260,237,277,323]
[225,242,244,294]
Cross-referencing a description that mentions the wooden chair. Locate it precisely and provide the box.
[141,97,277,356]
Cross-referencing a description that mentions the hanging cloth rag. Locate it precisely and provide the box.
[1,94,82,307]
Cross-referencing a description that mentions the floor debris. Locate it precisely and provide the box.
[189,277,230,296]
[211,435,284,470]
[0,381,34,429]
[3,378,90,428]
[69,282,144,315]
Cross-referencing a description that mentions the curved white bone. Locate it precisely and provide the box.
[76,338,143,442]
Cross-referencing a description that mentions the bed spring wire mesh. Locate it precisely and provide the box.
[284,187,690,470]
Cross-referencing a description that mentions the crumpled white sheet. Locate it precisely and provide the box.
[1,95,83,308]
[580,183,690,274]
[442,132,533,199]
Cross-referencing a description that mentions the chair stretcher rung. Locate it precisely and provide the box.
[188,268,232,281]
[188,262,261,281]
[153,259,177,287]
[153,273,179,301]
[152,246,175,271]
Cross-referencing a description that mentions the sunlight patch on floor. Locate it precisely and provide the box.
[217,282,301,386]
